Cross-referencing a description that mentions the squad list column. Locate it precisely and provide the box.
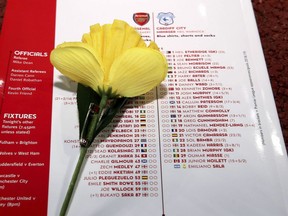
[76,93,162,200]
[158,49,255,169]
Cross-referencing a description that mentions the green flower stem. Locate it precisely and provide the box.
[59,94,108,216]
[60,147,88,216]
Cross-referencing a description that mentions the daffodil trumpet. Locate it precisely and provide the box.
[50,19,168,216]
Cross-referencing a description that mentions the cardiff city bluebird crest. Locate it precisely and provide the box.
[157,12,175,25]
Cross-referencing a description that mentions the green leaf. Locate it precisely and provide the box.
[95,97,128,135]
[77,83,128,146]
[77,83,101,135]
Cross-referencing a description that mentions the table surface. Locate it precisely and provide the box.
[0,0,287,152]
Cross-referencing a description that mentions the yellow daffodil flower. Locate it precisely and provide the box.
[50,19,168,97]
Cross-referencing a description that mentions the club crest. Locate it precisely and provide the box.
[133,13,150,26]
[157,12,175,26]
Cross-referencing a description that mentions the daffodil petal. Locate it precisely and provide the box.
[109,20,126,57]
[50,42,104,92]
[82,24,103,57]
[102,20,128,74]
[101,23,113,73]
[122,23,146,50]
[102,20,148,75]
[108,48,168,97]
[148,41,160,51]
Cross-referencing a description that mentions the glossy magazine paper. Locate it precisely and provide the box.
[0,0,288,215]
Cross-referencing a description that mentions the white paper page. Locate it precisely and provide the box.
[48,0,288,215]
